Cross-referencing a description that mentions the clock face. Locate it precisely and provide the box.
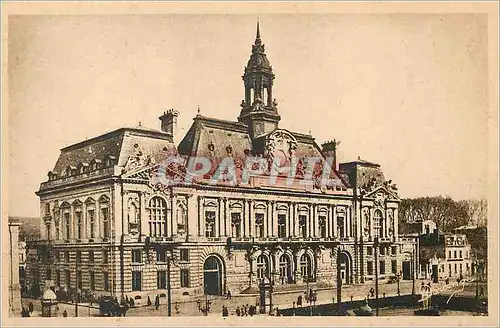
[272,149,289,168]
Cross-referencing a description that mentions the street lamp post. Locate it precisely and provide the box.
[396,272,401,296]
[412,248,416,296]
[374,237,379,316]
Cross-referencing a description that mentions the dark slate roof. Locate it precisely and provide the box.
[48,126,175,179]
[339,158,386,189]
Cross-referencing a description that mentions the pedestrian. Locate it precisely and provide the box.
[369,288,375,299]
[297,295,303,307]
[155,295,160,310]
[62,310,68,317]
[226,289,232,300]
[147,296,152,306]
[222,306,229,317]
[245,304,249,316]
[28,302,34,313]
[249,305,254,317]
[309,288,314,301]
[175,304,180,314]
[236,306,241,316]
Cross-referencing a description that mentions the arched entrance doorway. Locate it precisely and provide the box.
[203,255,224,295]
[279,254,293,284]
[338,252,351,285]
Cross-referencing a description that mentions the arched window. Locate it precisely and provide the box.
[148,197,167,237]
[256,255,269,280]
[373,210,383,238]
[279,254,292,284]
[300,253,313,282]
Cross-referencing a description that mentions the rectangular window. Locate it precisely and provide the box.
[56,271,61,287]
[103,272,110,291]
[299,215,307,238]
[157,271,166,289]
[132,249,142,263]
[76,251,82,263]
[367,247,373,256]
[380,246,386,256]
[231,213,242,238]
[459,250,462,258]
[64,212,71,240]
[88,209,95,239]
[65,270,70,288]
[64,251,70,263]
[55,224,60,240]
[391,260,397,274]
[132,271,142,291]
[45,203,51,215]
[367,261,373,275]
[46,268,52,280]
[76,211,83,239]
[89,250,95,262]
[77,270,83,289]
[180,269,190,288]
[205,211,216,237]
[255,213,265,238]
[102,250,108,264]
[454,263,457,273]
[337,214,345,238]
[459,263,463,273]
[319,216,327,238]
[55,251,60,262]
[448,250,452,259]
[454,250,457,259]
[90,272,95,290]
[448,264,452,275]
[391,246,397,255]
[156,250,166,262]
[101,207,110,238]
[380,261,386,275]
[278,214,286,238]
[180,249,189,262]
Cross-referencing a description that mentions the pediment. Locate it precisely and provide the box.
[363,186,399,201]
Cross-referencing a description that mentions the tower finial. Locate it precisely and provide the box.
[256,19,261,40]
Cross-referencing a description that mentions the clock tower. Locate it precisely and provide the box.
[238,21,281,139]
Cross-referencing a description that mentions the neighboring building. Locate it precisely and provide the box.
[406,223,473,282]
[8,219,22,314]
[453,225,487,279]
[27,24,415,305]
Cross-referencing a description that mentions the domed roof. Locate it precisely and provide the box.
[42,288,57,300]
[244,21,273,74]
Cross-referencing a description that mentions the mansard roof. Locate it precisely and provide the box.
[47,126,176,181]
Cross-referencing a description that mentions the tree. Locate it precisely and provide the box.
[399,196,469,232]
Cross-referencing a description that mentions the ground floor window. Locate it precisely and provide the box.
[64,270,70,288]
[391,260,397,274]
[103,272,110,291]
[90,272,95,290]
[380,261,386,275]
[77,271,83,290]
[157,271,166,289]
[132,271,142,291]
[180,269,190,288]
[367,261,373,275]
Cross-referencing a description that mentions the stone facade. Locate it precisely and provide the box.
[27,23,416,305]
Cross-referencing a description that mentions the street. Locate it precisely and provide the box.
[19,279,487,317]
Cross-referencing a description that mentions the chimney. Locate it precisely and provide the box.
[159,109,179,139]
[321,139,340,171]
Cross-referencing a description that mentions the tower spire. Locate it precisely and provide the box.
[256,19,261,41]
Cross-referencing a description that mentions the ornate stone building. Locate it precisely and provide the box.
[28,24,416,305]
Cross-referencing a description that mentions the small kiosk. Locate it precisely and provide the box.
[41,289,58,317]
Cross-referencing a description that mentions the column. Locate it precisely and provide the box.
[394,208,399,242]
[243,200,250,237]
[187,195,197,240]
[170,195,178,237]
[248,200,253,237]
[293,203,299,237]
[314,204,320,237]
[332,205,337,238]
[198,196,204,237]
[346,206,351,238]
[308,205,314,237]
[267,202,272,237]
[272,202,278,237]
[327,204,332,238]
[287,203,292,237]
[224,198,229,237]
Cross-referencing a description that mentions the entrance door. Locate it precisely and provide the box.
[338,253,350,285]
[402,261,411,280]
[432,265,439,283]
[204,256,223,295]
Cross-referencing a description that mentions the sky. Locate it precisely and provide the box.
[7,13,490,218]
